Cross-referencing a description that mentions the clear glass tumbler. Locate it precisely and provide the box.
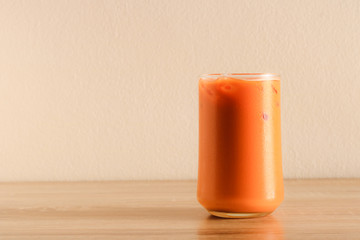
[197,73,284,218]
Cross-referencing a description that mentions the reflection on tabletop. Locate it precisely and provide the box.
[197,214,283,240]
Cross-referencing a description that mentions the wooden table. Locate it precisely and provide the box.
[0,179,359,239]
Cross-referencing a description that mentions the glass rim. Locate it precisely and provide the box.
[199,73,280,81]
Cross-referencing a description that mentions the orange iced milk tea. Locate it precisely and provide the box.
[198,73,283,218]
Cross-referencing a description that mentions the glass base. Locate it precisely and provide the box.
[208,210,271,219]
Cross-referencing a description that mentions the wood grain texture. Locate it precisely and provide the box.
[0,179,360,239]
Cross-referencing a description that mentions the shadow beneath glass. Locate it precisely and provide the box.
[197,214,283,240]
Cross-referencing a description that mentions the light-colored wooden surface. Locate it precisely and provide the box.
[0,179,360,239]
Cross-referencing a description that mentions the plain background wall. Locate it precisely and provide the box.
[0,0,359,181]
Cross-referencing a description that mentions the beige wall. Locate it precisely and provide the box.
[0,0,359,181]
